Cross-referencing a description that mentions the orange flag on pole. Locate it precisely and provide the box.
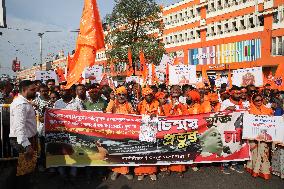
[227,68,233,89]
[166,63,169,85]
[127,47,134,76]
[274,63,284,90]
[173,57,179,65]
[151,64,159,85]
[139,50,148,83]
[66,0,105,88]
[55,67,65,83]
[201,65,210,85]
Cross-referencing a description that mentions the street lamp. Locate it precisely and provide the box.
[38,32,44,70]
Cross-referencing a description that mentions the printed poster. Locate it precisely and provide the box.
[82,65,103,83]
[169,65,197,85]
[232,67,263,87]
[243,114,284,144]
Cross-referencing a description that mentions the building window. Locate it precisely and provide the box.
[272,36,284,56]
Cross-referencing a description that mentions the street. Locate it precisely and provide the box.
[20,166,284,189]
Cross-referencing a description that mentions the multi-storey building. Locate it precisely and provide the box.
[17,0,284,80]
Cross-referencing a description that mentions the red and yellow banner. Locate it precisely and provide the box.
[45,109,250,167]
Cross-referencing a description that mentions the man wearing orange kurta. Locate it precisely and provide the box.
[201,93,221,113]
[182,90,201,172]
[167,85,187,176]
[135,87,158,181]
[106,86,134,181]
[183,90,201,115]
[155,92,172,116]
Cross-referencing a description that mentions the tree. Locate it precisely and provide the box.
[105,0,165,75]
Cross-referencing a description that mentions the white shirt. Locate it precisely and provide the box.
[242,100,250,109]
[65,97,86,110]
[220,99,244,111]
[54,98,74,109]
[9,95,37,147]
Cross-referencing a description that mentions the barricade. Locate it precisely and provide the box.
[0,104,16,160]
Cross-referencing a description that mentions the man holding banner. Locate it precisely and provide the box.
[220,85,244,174]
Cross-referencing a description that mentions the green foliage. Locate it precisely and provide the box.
[105,0,165,70]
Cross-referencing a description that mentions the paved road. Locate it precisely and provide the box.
[27,166,284,189]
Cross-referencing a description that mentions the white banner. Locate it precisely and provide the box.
[243,114,284,144]
[169,65,197,85]
[82,65,103,83]
[35,71,58,84]
[0,0,6,28]
[232,67,263,87]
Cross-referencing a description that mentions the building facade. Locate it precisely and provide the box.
[17,0,284,79]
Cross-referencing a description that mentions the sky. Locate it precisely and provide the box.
[0,0,181,76]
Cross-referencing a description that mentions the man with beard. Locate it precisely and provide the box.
[32,84,53,171]
[106,86,134,181]
[135,87,158,181]
[66,84,87,111]
[166,85,187,176]
[220,85,244,174]
[84,84,107,112]
[9,80,38,189]
[54,87,74,109]
[240,87,250,109]
[169,85,185,116]
[220,85,244,112]
[64,84,88,177]
[184,90,201,115]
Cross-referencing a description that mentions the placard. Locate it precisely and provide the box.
[35,71,58,84]
[169,65,197,85]
[82,65,103,83]
[232,67,263,87]
[243,114,284,144]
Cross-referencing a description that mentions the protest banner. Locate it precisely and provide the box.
[35,71,59,84]
[232,67,263,87]
[82,65,103,84]
[45,109,249,167]
[169,65,197,85]
[242,114,284,144]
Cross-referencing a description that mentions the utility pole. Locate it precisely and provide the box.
[38,32,44,70]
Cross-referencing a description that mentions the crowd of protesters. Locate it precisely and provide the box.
[1,77,284,188]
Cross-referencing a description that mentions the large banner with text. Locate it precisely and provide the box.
[45,109,250,167]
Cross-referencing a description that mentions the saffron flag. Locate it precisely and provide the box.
[66,0,105,88]
[151,64,159,85]
[139,50,148,83]
[166,63,169,85]
[127,48,134,76]
[201,65,210,85]
[100,73,109,86]
[173,57,179,65]
[55,67,65,83]
[227,68,233,89]
[274,63,284,90]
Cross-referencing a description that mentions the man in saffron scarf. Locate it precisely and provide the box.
[167,85,187,176]
[200,92,221,113]
[135,87,158,181]
[183,90,201,115]
[155,92,172,116]
[106,86,134,180]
